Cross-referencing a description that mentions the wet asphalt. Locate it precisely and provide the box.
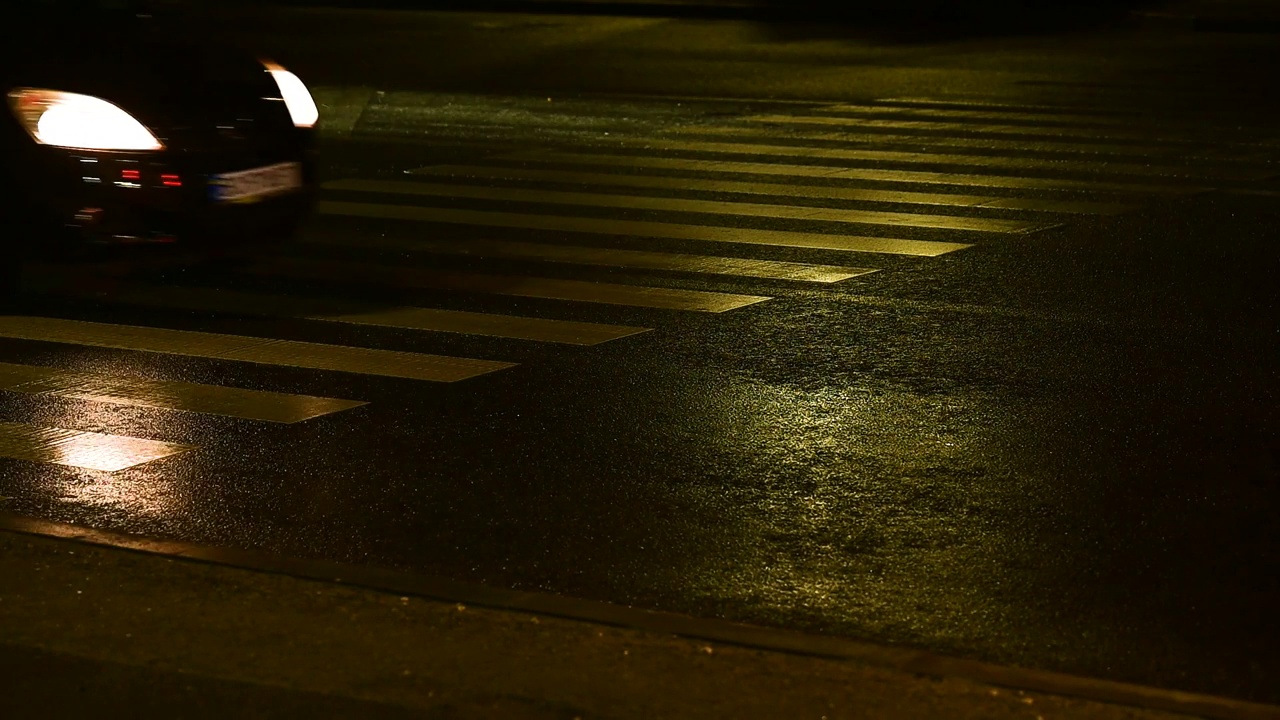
[2,6,1279,705]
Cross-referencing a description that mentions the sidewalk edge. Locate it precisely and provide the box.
[2,512,1277,720]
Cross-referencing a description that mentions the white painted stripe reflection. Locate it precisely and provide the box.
[874,97,1141,114]
[735,114,1236,145]
[815,104,1141,126]
[318,200,970,256]
[0,316,514,382]
[0,361,365,423]
[323,178,1046,234]
[320,307,650,345]
[426,238,875,282]
[600,138,1260,180]
[495,151,1201,194]
[249,257,771,313]
[410,164,1134,215]
[310,229,872,282]
[85,285,652,346]
[0,420,191,471]
[671,124,1207,162]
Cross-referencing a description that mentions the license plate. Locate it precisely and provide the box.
[210,161,303,203]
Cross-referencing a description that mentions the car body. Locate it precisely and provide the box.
[0,0,319,268]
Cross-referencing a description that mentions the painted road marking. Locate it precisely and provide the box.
[80,286,650,346]
[409,164,1134,215]
[0,420,191,471]
[972,198,1135,213]
[309,233,875,283]
[0,361,365,423]
[597,138,1264,181]
[319,307,649,344]
[872,97,1143,114]
[419,238,875,282]
[819,102,1280,151]
[0,316,514,382]
[323,179,1047,234]
[735,114,1241,145]
[499,151,1204,194]
[670,124,1250,163]
[248,257,771,313]
[319,200,970,256]
[1217,187,1280,196]
[815,103,1151,127]
[864,97,1272,142]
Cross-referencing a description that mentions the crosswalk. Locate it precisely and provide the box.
[1,95,1276,471]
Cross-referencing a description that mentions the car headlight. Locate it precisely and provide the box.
[6,88,164,151]
[263,62,318,128]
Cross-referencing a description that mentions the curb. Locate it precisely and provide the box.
[2,512,1278,720]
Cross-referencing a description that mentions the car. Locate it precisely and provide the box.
[0,0,320,287]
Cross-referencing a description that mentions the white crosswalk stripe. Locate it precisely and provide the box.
[323,178,1049,233]
[245,256,772,312]
[873,97,1143,114]
[0,316,515,383]
[301,233,875,283]
[670,125,1259,164]
[0,361,366,423]
[734,113,1260,146]
[815,103,1160,127]
[319,200,971,256]
[62,285,652,346]
[591,138,1266,180]
[497,151,1205,194]
[408,164,1136,215]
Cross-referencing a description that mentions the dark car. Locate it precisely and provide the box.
[0,0,319,283]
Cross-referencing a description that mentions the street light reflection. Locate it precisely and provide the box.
[44,429,190,472]
[665,376,1004,630]
[23,382,194,520]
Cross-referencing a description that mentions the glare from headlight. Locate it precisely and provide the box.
[6,88,164,151]
[264,62,318,128]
